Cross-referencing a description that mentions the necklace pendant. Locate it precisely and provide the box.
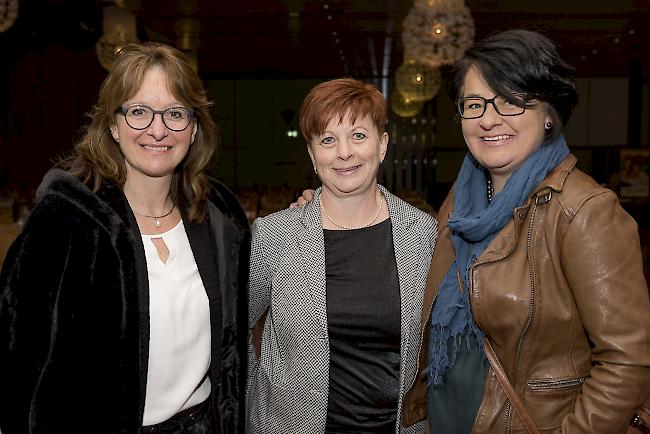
[129,201,175,228]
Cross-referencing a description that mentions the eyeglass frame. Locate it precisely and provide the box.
[456,94,533,119]
[116,104,195,132]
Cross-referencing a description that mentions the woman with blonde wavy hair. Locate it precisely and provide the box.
[0,42,250,434]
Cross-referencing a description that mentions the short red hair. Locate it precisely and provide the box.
[299,78,387,142]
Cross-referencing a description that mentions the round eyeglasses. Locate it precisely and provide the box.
[457,95,529,119]
[117,104,194,131]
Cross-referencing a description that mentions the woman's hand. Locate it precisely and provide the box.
[289,189,315,208]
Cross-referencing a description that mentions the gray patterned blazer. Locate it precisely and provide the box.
[247,185,437,434]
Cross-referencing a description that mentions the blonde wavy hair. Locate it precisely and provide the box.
[62,42,217,222]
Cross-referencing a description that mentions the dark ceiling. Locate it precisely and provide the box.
[5,0,650,80]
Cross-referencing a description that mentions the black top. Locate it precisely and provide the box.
[426,333,489,433]
[323,218,401,433]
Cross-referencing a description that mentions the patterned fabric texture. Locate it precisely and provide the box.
[247,185,437,434]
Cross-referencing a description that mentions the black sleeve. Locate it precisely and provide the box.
[0,196,83,433]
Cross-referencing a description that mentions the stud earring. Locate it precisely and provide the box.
[545,121,552,130]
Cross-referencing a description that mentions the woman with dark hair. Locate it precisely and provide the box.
[0,42,249,433]
[247,78,437,433]
[401,29,650,433]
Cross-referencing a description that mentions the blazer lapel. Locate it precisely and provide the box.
[184,214,223,361]
[185,216,221,305]
[382,187,421,362]
[297,188,329,335]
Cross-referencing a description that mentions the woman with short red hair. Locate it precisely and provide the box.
[247,78,437,433]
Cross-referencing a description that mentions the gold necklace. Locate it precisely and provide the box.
[131,203,175,227]
[321,192,383,230]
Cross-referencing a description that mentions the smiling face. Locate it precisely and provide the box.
[461,66,551,190]
[307,112,388,199]
[110,66,197,184]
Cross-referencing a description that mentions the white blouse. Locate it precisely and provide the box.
[141,220,211,426]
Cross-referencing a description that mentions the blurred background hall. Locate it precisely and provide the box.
[0,0,649,279]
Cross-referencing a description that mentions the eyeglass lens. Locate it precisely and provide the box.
[122,105,192,131]
[458,96,526,119]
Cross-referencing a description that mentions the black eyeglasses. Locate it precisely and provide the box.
[457,94,530,119]
[117,104,194,131]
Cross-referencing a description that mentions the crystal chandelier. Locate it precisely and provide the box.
[390,90,425,118]
[401,0,475,68]
[395,60,442,102]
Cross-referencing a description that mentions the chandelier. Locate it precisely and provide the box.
[390,90,425,118]
[395,60,441,102]
[95,5,139,71]
[174,17,200,72]
[0,0,19,33]
[401,0,475,68]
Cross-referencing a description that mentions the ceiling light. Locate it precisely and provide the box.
[402,0,475,67]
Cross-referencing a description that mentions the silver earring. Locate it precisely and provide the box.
[313,167,318,175]
[545,121,552,130]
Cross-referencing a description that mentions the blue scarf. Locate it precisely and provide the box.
[425,135,570,386]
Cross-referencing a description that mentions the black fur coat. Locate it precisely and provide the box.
[0,169,250,434]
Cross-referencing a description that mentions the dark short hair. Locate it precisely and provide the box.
[448,29,578,139]
[299,78,387,142]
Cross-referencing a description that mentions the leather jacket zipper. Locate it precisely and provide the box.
[527,377,586,391]
[504,190,551,433]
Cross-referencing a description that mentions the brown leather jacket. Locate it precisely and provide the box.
[403,155,650,433]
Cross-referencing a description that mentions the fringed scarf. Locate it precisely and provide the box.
[425,135,570,386]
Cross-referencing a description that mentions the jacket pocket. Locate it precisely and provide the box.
[527,376,586,392]
[513,376,586,432]
[248,365,326,434]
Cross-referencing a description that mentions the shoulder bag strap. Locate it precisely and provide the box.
[484,337,540,434]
